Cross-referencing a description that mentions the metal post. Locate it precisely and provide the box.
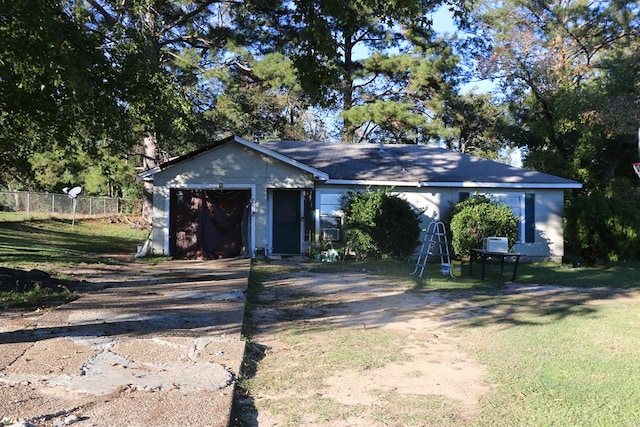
[72,198,77,228]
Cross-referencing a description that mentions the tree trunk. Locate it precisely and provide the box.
[341,32,355,143]
[142,132,157,224]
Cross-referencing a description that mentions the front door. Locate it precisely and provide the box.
[272,190,301,254]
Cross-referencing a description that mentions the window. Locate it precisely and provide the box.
[318,192,344,241]
[459,192,535,243]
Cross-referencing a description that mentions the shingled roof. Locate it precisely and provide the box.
[260,140,581,189]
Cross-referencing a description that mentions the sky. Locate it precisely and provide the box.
[431,6,497,95]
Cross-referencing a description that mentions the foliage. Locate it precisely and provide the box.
[29,145,137,197]
[448,195,518,258]
[565,189,640,266]
[241,0,468,142]
[439,92,510,160]
[0,0,127,186]
[0,286,75,309]
[472,0,640,189]
[341,189,420,259]
[205,52,319,141]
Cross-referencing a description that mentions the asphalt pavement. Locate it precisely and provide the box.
[0,258,250,427]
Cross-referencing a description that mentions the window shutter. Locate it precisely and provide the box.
[525,193,535,243]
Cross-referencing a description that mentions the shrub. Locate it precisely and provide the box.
[342,189,420,259]
[565,190,640,265]
[448,196,519,258]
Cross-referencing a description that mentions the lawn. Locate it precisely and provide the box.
[0,214,150,308]
[3,215,639,425]
[0,213,149,267]
[238,258,640,426]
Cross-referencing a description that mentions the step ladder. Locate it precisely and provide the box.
[410,221,454,278]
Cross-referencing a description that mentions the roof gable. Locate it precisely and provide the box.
[138,136,329,181]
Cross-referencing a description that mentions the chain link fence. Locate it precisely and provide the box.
[0,191,139,217]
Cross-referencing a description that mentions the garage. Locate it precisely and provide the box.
[169,189,252,259]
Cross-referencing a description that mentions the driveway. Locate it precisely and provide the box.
[0,258,250,427]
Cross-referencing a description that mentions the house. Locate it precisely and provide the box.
[138,135,582,262]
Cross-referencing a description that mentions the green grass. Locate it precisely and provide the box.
[238,257,640,426]
[0,216,149,268]
[310,257,640,290]
[0,215,150,308]
[0,286,76,309]
[467,299,640,425]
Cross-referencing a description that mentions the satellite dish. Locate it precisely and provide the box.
[63,186,82,199]
[63,185,83,228]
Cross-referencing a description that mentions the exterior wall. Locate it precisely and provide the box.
[150,142,314,256]
[149,141,568,261]
[314,184,567,261]
[519,189,565,262]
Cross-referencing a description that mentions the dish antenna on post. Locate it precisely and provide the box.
[63,186,82,228]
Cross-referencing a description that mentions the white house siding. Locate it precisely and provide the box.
[150,142,314,256]
[314,185,566,262]
[526,189,565,262]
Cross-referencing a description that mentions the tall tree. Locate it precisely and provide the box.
[205,51,321,141]
[242,0,469,143]
[473,0,640,187]
[0,0,126,188]
[78,0,235,219]
[439,92,510,159]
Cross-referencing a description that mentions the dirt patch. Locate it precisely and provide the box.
[236,270,495,426]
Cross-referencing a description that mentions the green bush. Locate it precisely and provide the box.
[565,190,640,265]
[342,189,420,259]
[448,195,519,258]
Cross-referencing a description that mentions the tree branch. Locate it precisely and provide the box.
[85,0,117,27]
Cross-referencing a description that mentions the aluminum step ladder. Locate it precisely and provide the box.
[410,221,454,278]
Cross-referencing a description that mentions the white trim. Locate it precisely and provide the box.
[163,183,257,258]
[267,191,273,254]
[138,167,160,181]
[418,181,582,189]
[325,179,420,187]
[324,179,580,189]
[163,195,170,253]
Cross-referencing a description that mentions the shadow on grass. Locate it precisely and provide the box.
[0,218,145,265]
[248,258,640,334]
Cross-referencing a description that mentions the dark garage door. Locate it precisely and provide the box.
[170,189,251,259]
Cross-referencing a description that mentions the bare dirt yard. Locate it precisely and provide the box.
[233,265,496,426]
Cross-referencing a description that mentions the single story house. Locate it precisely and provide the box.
[138,135,582,262]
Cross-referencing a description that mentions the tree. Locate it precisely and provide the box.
[78,0,235,220]
[205,52,321,141]
[472,0,640,188]
[469,0,640,262]
[438,91,511,159]
[0,0,127,187]
[241,0,469,143]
